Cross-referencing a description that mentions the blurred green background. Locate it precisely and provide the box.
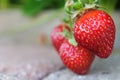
[0,0,119,16]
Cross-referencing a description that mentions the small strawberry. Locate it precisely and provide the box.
[59,41,95,75]
[51,24,70,52]
[74,9,115,58]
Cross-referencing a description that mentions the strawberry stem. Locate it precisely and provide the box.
[63,0,79,46]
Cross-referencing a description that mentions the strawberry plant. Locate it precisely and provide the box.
[51,0,116,75]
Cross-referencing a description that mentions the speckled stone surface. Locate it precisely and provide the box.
[0,73,28,80]
[43,53,120,80]
[0,45,63,80]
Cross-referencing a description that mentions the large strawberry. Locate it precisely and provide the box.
[74,9,115,58]
[59,41,95,75]
[51,24,70,52]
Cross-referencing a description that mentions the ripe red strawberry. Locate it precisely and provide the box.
[59,41,95,75]
[51,24,70,52]
[74,9,115,58]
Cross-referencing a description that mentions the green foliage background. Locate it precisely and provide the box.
[0,0,119,16]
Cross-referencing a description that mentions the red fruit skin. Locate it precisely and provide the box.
[51,24,70,52]
[59,41,95,75]
[74,10,115,58]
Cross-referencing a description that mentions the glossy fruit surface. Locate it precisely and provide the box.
[59,41,95,74]
[74,10,115,58]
